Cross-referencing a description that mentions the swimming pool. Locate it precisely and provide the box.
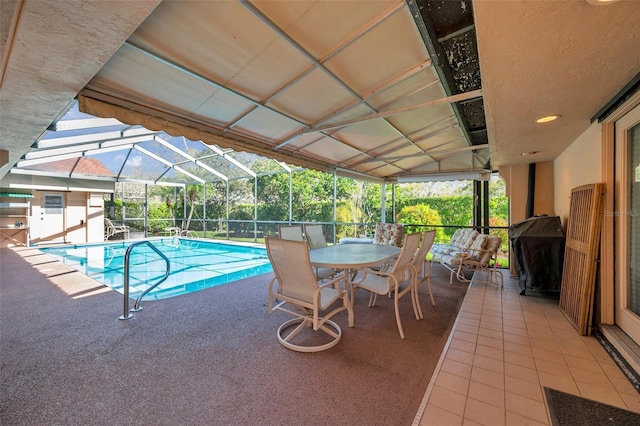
[39,238,272,300]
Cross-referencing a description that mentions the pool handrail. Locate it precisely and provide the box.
[120,240,171,320]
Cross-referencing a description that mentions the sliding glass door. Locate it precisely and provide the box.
[615,103,640,344]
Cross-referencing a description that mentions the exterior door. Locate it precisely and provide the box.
[615,104,640,344]
[32,193,66,243]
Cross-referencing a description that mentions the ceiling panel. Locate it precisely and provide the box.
[130,1,309,99]
[267,68,357,124]
[254,0,399,60]
[417,128,465,151]
[297,136,360,163]
[233,107,303,142]
[2,0,492,183]
[90,44,225,117]
[324,9,427,95]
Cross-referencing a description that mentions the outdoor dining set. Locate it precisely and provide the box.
[266,222,503,353]
[265,223,433,352]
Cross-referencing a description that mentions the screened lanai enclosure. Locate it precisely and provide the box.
[9,101,508,250]
[2,0,512,248]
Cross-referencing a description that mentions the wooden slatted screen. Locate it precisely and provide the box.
[559,183,605,336]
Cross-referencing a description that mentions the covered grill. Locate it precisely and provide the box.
[509,216,566,295]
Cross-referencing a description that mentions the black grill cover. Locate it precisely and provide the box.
[509,216,566,294]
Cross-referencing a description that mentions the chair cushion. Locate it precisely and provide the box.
[318,286,341,310]
[479,236,501,265]
[459,229,479,250]
[373,223,404,247]
[468,233,488,259]
[449,229,465,247]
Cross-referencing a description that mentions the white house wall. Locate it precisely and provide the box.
[0,174,111,244]
[553,122,602,226]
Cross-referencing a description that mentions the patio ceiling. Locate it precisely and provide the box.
[1,1,639,184]
[77,0,489,181]
[1,0,491,184]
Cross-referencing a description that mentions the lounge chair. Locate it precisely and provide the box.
[104,218,129,240]
[430,231,504,287]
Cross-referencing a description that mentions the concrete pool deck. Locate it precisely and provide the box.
[1,244,639,425]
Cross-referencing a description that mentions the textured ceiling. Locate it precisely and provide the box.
[475,0,640,167]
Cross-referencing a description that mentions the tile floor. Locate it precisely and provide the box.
[414,272,640,425]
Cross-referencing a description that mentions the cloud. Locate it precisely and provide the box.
[128,155,143,168]
[113,153,143,169]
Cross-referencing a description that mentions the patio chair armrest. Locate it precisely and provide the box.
[317,272,347,291]
[466,247,496,254]
[267,276,280,313]
[460,246,498,262]
[351,268,391,284]
[461,248,498,258]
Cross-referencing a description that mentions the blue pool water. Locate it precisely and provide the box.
[39,238,272,300]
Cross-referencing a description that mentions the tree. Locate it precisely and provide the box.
[183,185,199,231]
[256,172,289,221]
[165,195,175,227]
[489,216,509,254]
[396,204,446,242]
[291,169,334,221]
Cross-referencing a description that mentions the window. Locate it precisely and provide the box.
[43,194,63,214]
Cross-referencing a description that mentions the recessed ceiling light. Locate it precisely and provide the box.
[585,0,620,6]
[535,115,560,124]
[521,151,540,156]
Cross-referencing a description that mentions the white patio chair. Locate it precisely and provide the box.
[104,218,129,240]
[352,232,422,339]
[410,230,437,320]
[180,229,198,238]
[304,224,339,281]
[280,224,334,280]
[266,237,352,352]
[304,224,328,249]
[454,235,504,287]
[278,225,304,241]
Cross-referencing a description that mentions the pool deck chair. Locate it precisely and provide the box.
[280,224,334,281]
[104,218,129,240]
[352,232,421,339]
[180,229,198,238]
[266,237,352,353]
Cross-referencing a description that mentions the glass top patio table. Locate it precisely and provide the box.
[309,243,401,329]
[308,244,401,270]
